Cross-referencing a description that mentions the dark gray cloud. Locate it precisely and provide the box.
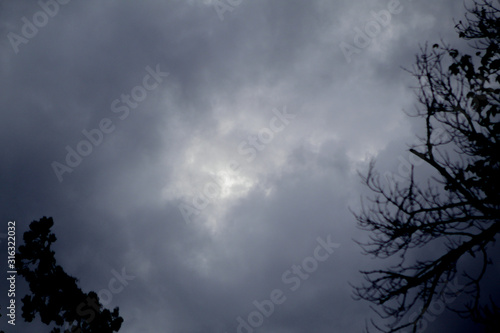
[0,0,494,332]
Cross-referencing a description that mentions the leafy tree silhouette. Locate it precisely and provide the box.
[15,217,123,333]
[352,1,500,332]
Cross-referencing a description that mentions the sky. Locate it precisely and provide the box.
[0,0,496,332]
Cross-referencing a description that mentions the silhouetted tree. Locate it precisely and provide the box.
[352,1,500,332]
[0,313,5,333]
[16,217,124,333]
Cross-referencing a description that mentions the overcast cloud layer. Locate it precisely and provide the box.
[0,1,493,332]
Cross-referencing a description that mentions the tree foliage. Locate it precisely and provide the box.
[16,216,124,333]
[353,1,500,332]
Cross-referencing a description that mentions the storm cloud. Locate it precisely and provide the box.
[0,0,491,332]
